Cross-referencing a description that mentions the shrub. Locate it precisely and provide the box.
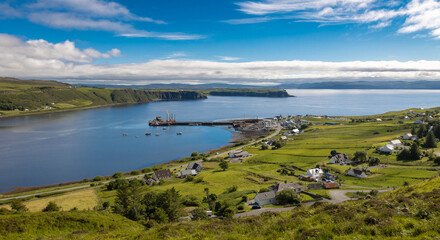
[184,175,194,182]
[93,176,106,181]
[226,185,238,193]
[237,205,244,211]
[276,189,300,205]
[259,188,270,193]
[191,208,209,220]
[10,199,28,212]
[107,179,129,191]
[42,201,61,212]
[219,160,229,171]
[112,172,124,179]
[142,167,152,173]
[130,170,141,175]
[194,177,204,183]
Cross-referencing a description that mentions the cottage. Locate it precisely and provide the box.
[254,191,276,206]
[269,181,303,194]
[180,169,197,177]
[152,169,172,181]
[323,182,340,189]
[187,162,203,172]
[280,136,288,141]
[388,139,402,147]
[379,144,394,153]
[305,168,324,180]
[403,116,409,119]
[414,119,424,124]
[376,118,382,122]
[329,153,350,165]
[347,167,367,178]
[229,150,250,158]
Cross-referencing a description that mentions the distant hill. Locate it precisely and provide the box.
[83,80,440,90]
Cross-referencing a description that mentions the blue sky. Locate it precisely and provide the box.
[1,0,440,85]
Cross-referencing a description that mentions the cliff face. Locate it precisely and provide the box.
[0,83,206,111]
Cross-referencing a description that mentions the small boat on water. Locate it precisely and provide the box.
[122,133,128,136]
[163,127,167,130]
[145,132,151,136]
[156,133,160,136]
[177,132,182,135]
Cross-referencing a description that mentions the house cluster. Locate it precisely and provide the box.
[146,162,203,184]
[379,139,403,153]
[254,181,303,206]
[283,128,301,137]
[263,118,278,130]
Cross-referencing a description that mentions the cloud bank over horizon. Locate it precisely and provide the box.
[1,34,440,85]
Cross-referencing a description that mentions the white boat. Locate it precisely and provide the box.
[156,133,160,136]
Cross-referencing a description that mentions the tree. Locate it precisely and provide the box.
[10,199,28,212]
[368,157,380,166]
[417,125,426,138]
[434,157,440,166]
[330,150,339,156]
[424,131,437,148]
[113,180,145,220]
[411,125,416,135]
[353,151,368,162]
[112,172,124,179]
[156,187,184,222]
[219,160,229,171]
[107,179,129,191]
[410,143,422,160]
[191,152,199,157]
[434,125,440,139]
[275,189,300,205]
[42,201,60,212]
[191,208,209,220]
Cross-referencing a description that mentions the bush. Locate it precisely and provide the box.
[142,167,152,173]
[194,177,204,183]
[237,205,244,211]
[276,189,300,205]
[130,170,141,175]
[112,172,124,179]
[107,179,129,191]
[93,176,106,181]
[259,188,270,193]
[219,160,229,171]
[191,208,209,220]
[184,175,194,182]
[226,185,238,193]
[10,199,28,212]
[42,201,61,212]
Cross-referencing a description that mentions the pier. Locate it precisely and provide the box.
[149,118,260,127]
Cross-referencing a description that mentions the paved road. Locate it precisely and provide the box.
[234,189,391,218]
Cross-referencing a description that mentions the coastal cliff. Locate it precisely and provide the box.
[205,88,292,97]
[0,78,206,115]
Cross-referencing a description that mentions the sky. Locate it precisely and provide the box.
[1,0,440,85]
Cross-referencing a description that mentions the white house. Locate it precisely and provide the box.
[291,129,300,135]
[403,116,409,119]
[254,191,276,206]
[347,168,367,178]
[389,140,402,147]
[414,119,424,124]
[280,136,288,141]
[376,118,382,122]
[379,144,394,153]
[305,168,324,180]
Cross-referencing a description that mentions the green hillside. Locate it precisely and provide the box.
[1,176,439,239]
[0,78,206,116]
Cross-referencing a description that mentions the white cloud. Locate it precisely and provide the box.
[0,0,202,40]
[2,34,440,85]
[231,0,440,39]
[0,34,120,64]
[217,56,242,61]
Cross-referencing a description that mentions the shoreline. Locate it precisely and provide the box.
[0,123,259,196]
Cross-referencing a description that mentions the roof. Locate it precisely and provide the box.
[324,182,339,189]
[234,151,249,157]
[330,153,349,162]
[351,168,364,176]
[271,182,303,193]
[187,162,202,170]
[181,169,197,176]
[256,191,276,201]
[389,140,402,145]
[153,169,172,179]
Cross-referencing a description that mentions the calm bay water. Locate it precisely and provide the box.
[1,89,440,191]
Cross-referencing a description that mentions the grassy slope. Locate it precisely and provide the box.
[0,78,205,116]
[1,176,440,239]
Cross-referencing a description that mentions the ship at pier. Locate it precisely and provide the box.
[149,108,176,126]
